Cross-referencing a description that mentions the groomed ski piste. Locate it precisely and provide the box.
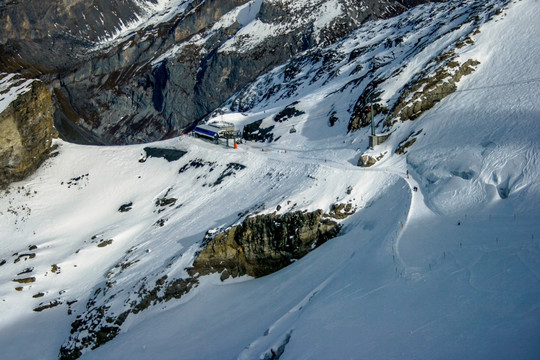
[1,0,539,359]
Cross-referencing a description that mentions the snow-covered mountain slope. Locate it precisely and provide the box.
[1,0,539,359]
[94,0,195,46]
[216,0,404,53]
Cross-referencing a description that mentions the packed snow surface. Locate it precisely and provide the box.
[1,0,539,359]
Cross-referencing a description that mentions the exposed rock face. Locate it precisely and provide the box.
[190,209,342,279]
[343,10,494,136]
[0,75,56,188]
[358,154,377,167]
[387,58,481,125]
[242,119,275,142]
[395,129,422,155]
[349,101,388,132]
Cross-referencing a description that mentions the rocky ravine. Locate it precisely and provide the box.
[190,209,344,279]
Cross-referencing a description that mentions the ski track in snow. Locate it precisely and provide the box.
[237,275,334,360]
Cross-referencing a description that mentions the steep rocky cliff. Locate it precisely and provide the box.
[0,74,56,188]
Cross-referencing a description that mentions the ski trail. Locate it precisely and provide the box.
[253,142,429,278]
[389,164,435,277]
[234,166,431,359]
[236,279,331,360]
[249,136,437,279]
[389,177,418,277]
[237,253,355,360]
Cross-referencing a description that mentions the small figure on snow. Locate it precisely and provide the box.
[413,186,418,192]
[457,220,461,226]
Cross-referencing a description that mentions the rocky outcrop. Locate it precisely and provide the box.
[59,276,199,360]
[349,101,388,132]
[395,130,422,155]
[358,154,377,167]
[0,75,56,188]
[242,119,275,142]
[189,209,342,279]
[387,57,481,125]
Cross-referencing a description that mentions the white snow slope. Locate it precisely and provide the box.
[1,0,539,359]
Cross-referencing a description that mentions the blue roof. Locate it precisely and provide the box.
[194,125,218,138]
